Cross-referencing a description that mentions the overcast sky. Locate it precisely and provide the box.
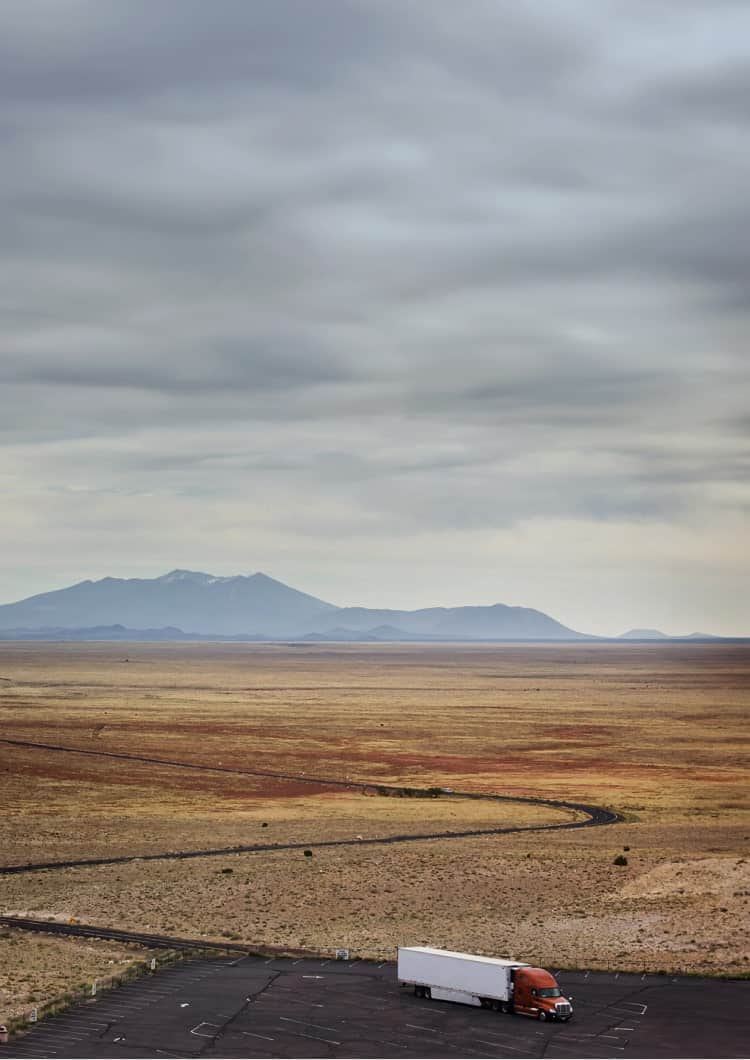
[1,0,748,635]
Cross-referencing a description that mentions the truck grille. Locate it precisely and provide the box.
[556,1003,572,1017]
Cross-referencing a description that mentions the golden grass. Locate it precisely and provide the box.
[0,927,151,1021]
[1,641,749,996]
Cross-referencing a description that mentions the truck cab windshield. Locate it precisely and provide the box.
[538,988,561,998]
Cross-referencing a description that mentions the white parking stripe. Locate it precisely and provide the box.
[622,1001,648,1014]
[291,1031,341,1046]
[476,1041,532,1053]
[279,1016,339,1033]
[190,1021,220,1038]
[49,1019,108,1028]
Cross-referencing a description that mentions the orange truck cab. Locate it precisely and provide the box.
[511,967,572,1021]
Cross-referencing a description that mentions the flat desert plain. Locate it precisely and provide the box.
[1,641,749,1018]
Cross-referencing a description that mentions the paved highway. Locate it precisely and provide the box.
[0,737,618,877]
[3,954,748,1059]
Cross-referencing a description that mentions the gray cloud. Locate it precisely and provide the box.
[0,336,349,392]
[627,60,750,128]
[0,0,389,103]
[0,0,748,632]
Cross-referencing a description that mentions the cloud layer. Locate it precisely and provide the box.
[1,0,748,633]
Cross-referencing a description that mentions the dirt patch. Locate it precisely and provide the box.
[619,856,750,900]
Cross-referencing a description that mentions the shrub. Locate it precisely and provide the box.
[613,854,628,866]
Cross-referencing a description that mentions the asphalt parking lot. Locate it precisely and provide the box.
[4,955,748,1059]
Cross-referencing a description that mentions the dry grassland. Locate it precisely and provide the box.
[1,641,749,1007]
[0,926,155,1021]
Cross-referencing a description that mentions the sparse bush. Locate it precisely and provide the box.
[613,854,628,866]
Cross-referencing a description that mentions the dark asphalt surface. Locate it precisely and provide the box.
[4,956,748,1059]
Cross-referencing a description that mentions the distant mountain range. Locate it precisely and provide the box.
[618,628,719,641]
[0,569,590,641]
[0,570,729,642]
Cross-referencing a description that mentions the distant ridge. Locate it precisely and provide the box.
[619,628,669,640]
[0,569,591,642]
[0,624,265,642]
[619,628,721,641]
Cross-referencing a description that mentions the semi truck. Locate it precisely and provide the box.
[397,946,573,1021]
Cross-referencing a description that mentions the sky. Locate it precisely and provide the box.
[1,0,748,636]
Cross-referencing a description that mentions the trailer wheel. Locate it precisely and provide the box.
[424,987,431,1000]
[501,1001,512,1015]
[415,986,423,998]
[491,1000,501,1012]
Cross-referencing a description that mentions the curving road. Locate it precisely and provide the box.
[0,913,281,953]
[0,736,619,877]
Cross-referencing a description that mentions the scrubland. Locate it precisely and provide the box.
[0,926,155,1021]
[0,641,748,1015]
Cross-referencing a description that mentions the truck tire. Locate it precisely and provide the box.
[491,1000,501,1012]
[538,1009,547,1021]
[501,1001,512,1015]
[415,985,424,998]
[424,987,431,1000]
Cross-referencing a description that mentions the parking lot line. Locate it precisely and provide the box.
[7,1050,58,1057]
[292,1030,341,1046]
[476,1040,533,1054]
[190,1020,220,1038]
[279,1016,339,1033]
[49,1018,108,1027]
[4,1052,56,1058]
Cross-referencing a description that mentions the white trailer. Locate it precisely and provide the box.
[398,947,526,1009]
